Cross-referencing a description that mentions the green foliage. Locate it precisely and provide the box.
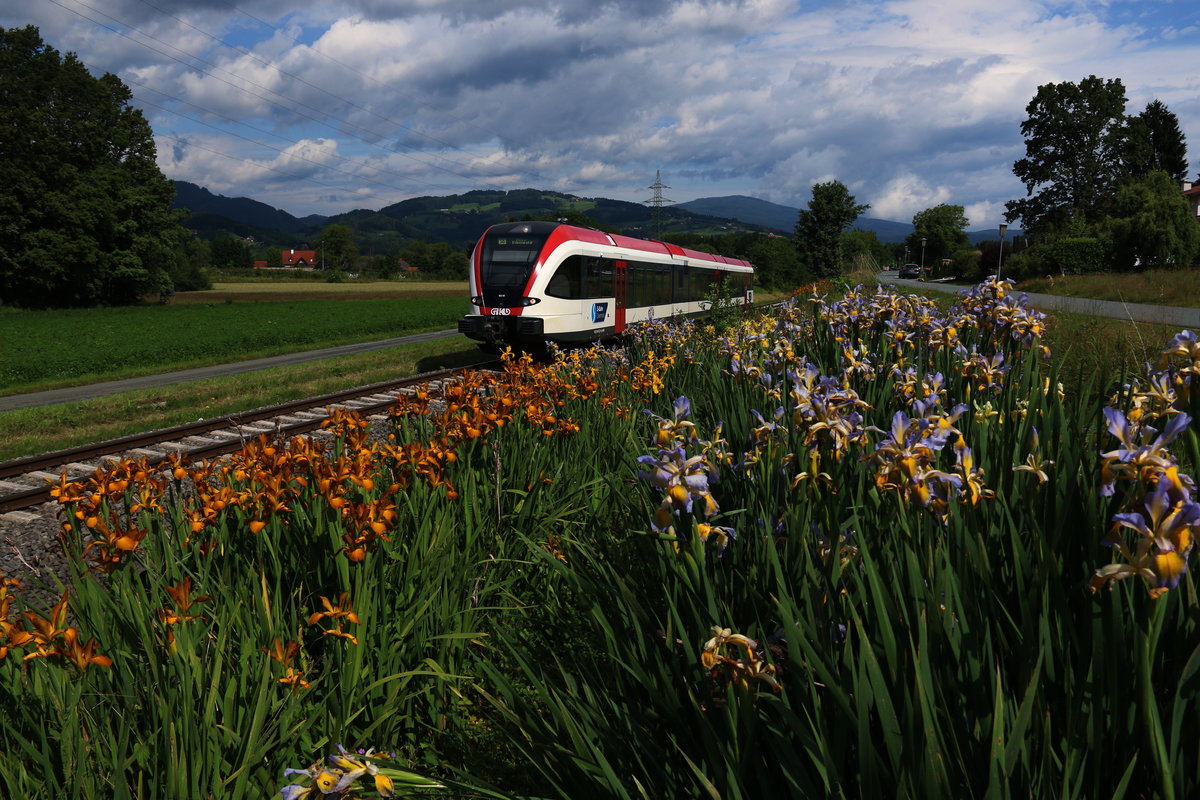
[209,236,255,270]
[907,204,971,265]
[1106,170,1200,271]
[363,251,402,279]
[841,229,890,273]
[952,248,983,282]
[1006,78,1193,283]
[1125,100,1189,182]
[699,276,746,334]
[742,234,805,290]
[794,181,870,278]
[1006,75,1130,237]
[0,26,188,309]
[169,238,213,292]
[318,224,360,272]
[526,208,620,234]
[399,241,469,280]
[1031,236,1110,277]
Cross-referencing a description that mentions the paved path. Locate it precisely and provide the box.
[880,275,1200,329]
[0,328,458,412]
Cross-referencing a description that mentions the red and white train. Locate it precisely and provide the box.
[457,221,754,349]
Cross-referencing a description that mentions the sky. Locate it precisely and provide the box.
[5,0,1200,226]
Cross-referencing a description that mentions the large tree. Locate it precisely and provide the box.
[794,181,870,278]
[744,234,803,290]
[1123,99,1189,181]
[1106,170,1200,271]
[1005,76,1129,238]
[906,204,970,266]
[317,224,359,272]
[0,26,186,308]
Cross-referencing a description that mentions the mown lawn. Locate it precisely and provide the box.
[1016,267,1200,307]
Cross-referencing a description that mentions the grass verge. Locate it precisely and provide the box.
[1017,267,1200,307]
[0,339,485,461]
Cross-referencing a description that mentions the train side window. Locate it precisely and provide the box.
[630,261,650,307]
[654,264,671,306]
[583,257,614,299]
[545,255,583,299]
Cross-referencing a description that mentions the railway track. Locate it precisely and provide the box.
[0,360,499,517]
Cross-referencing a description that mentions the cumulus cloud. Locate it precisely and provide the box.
[7,0,1199,222]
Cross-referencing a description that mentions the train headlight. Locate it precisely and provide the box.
[470,296,484,306]
[519,297,541,306]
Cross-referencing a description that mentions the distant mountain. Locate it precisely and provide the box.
[674,195,798,232]
[172,181,327,237]
[676,195,914,242]
[676,194,1019,245]
[170,181,1015,252]
[169,183,774,251]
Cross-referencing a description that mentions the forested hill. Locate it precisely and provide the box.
[674,195,1016,245]
[171,183,776,250]
[172,182,328,236]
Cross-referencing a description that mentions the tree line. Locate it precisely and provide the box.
[778,75,1197,285]
[200,225,468,280]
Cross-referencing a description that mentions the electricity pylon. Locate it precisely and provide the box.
[645,170,672,240]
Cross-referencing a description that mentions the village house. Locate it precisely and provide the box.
[282,249,318,268]
[1183,180,1200,221]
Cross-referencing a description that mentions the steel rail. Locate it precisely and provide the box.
[0,360,499,513]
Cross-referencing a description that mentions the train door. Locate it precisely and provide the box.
[614,260,627,333]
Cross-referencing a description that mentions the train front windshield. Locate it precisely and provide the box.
[479,230,548,306]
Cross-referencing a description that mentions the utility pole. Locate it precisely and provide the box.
[645,170,672,240]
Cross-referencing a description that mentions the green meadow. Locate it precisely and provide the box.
[0,290,467,395]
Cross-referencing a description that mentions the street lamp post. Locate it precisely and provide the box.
[919,238,927,281]
[996,223,1008,279]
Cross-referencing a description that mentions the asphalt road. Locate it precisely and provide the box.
[0,328,459,413]
[879,273,1200,329]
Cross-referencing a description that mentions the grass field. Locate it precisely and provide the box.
[0,287,468,395]
[1016,267,1200,307]
[173,280,466,303]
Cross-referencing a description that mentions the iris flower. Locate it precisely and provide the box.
[1093,468,1199,596]
[281,745,442,798]
[1099,409,1191,495]
[1012,427,1054,485]
[637,446,720,517]
[701,625,781,695]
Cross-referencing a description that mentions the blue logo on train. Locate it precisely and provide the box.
[591,302,608,323]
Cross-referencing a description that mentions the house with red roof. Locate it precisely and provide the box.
[282,249,318,268]
[1183,180,1200,222]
